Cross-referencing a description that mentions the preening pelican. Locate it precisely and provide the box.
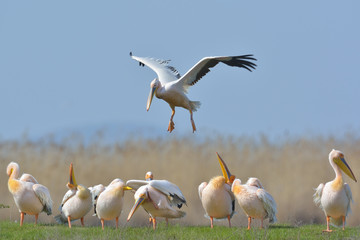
[313,149,357,232]
[95,179,132,230]
[231,178,277,229]
[6,162,53,226]
[126,178,186,229]
[198,153,235,228]
[55,163,92,228]
[130,52,257,133]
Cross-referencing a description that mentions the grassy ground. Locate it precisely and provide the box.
[1,221,360,240]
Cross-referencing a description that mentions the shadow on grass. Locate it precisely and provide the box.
[269,224,295,229]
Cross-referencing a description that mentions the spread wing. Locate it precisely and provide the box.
[256,188,277,223]
[175,55,257,93]
[126,180,149,191]
[33,184,53,215]
[130,52,181,85]
[149,180,187,208]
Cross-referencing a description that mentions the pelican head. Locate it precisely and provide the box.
[127,186,148,221]
[330,149,357,182]
[216,152,235,184]
[147,78,160,111]
[145,171,153,181]
[67,163,78,189]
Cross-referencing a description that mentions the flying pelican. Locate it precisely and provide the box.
[231,177,277,230]
[95,179,132,230]
[6,162,53,226]
[130,52,257,133]
[126,178,186,229]
[55,163,92,228]
[313,149,357,232]
[198,153,235,228]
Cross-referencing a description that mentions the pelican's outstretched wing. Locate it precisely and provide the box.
[175,55,257,93]
[126,180,148,191]
[344,183,353,216]
[149,180,187,207]
[20,173,39,184]
[313,183,325,209]
[130,52,180,85]
[33,184,53,215]
[256,188,277,223]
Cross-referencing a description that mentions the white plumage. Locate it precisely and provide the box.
[130,52,256,133]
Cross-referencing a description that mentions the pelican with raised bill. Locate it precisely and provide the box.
[198,153,235,228]
[126,178,187,229]
[6,162,53,226]
[94,179,132,230]
[313,149,357,232]
[55,163,92,228]
[130,52,257,133]
[231,177,277,229]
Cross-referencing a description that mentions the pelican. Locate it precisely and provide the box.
[130,52,257,133]
[126,178,186,229]
[6,162,53,226]
[95,179,132,230]
[313,149,357,232]
[231,177,277,230]
[88,184,105,216]
[55,163,92,228]
[198,153,235,228]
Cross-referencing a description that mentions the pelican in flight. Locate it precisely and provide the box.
[55,163,92,228]
[6,162,53,226]
[126,178,186,229]
[198,153,235,228]
[313,149,357,232]
[130,52,257,133]
[231,177,277,229]
[94,179,132,230]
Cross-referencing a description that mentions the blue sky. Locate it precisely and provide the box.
[1,1,359,141]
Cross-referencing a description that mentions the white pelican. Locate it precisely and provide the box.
[198,153,235,228]
[231,178,277,229]
[6,162,53,226]
[130,52,257,133]
[55,163,92,228]
[88,184,105,217]
[313,149,357,232]
[126,178,186,229]
[95,179,132,230]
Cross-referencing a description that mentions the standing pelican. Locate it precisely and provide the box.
[126,178,186,229]
[55,163,92,228]
[231,177,277,229]
[6,162,53,226]
[313,149,357,232]
[198,153,235,228]
[130,52,257,133]
[95,179,132,230]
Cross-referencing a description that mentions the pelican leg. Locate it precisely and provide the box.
[20,212,25,226]
[210,216,214,229]
[101,218,104,230]
[81,217,85,227]
[342,216,345,230]
[67,216,72,228]
[227,215,231,228]
[168,108,175,132]
[322,216,333,232]
[116,217,119,229]
[166,218,168,227]
[152,217,157,230]
[189,109,196,133]
[260,217,264,229]
[247,216,252,230]
[35,214,38,225]
[149,217,153,225]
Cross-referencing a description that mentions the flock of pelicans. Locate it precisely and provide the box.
[5,53,358,233]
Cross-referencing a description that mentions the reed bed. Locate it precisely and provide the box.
[1,133,360,228]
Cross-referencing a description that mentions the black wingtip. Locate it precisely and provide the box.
[129,51,133,57]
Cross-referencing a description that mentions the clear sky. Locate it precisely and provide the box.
[1,1,359,141]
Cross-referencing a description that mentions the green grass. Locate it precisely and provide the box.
[1,221,360,240]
